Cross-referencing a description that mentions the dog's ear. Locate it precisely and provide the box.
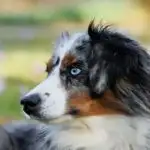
[87,21,150,96]
[87,21,109,95]
[55,31,70,49]
[87,21,150,115]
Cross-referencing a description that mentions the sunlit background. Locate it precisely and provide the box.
[0,0,150,122]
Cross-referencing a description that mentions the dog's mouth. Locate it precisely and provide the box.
[22,103,80,122]
[23,110,74,124]
[67,107,80,116]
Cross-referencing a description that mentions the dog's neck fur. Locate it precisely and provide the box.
[38,115,150,150]
[3,115,150,150]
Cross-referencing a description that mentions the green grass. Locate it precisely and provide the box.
[0,81,21,117]
[0,78,30,118]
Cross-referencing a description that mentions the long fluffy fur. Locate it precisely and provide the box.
[2,116,150,150]
[88,21,150,116]
[1,21,150,150]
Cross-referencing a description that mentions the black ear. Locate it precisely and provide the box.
[87,21,111,95]
[87,21,150,96]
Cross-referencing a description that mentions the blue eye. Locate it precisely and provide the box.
[70,68,81,76]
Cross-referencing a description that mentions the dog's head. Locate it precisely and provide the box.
[20,21,150,121]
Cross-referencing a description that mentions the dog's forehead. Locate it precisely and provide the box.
[53,32,88,60]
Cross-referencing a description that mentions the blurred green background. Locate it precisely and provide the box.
[0,0,150,123]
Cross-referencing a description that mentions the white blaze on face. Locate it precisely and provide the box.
[23,32,86,120]
[25,66,68,119]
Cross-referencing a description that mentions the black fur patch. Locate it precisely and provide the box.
[88,21,150,115]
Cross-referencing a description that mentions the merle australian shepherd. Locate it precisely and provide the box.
[1,21,150,150]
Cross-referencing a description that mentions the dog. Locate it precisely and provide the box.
[2,21,150,150]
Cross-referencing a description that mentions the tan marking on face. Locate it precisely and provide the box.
[61,54,77,70]
[68,90,129,117]
[46,59,53,73]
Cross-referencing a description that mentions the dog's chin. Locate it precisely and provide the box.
[22,110,73,124]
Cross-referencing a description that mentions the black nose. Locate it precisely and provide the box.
[20,94,41,108]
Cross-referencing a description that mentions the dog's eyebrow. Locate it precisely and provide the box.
[60,54,77,70]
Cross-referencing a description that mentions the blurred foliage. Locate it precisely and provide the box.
[135,0,150,10]
[0,7,83,25]
[0,0,128,25]
[53,7,84,22]
[132,0,150,41]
